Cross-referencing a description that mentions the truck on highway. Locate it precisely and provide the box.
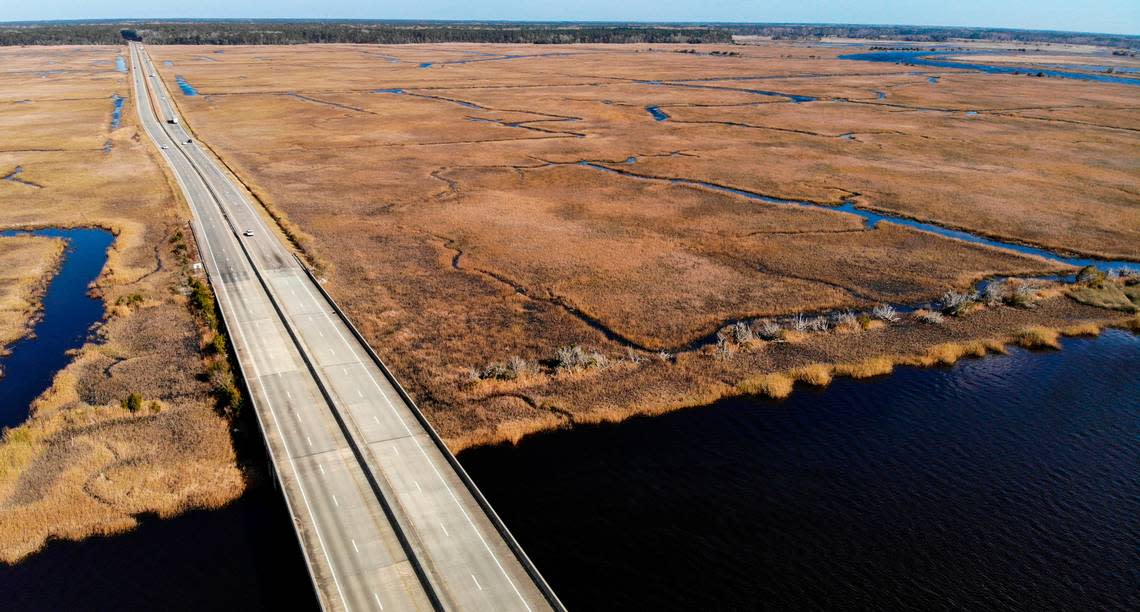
[167,117,179,124]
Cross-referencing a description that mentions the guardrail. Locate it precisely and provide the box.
[182,215,328,609]
[135,44,443,610]
[294,256,566,612]
[139,41,563,609]
[140,50,327,607]
[160,117,444,612]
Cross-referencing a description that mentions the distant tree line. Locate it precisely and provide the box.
[0,21,1134,48]
[727,24,1139,49]
[0,21,730,46]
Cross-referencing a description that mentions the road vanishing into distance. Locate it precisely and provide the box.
[128,42,561,612]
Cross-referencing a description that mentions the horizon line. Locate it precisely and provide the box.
[0,18,1136,39]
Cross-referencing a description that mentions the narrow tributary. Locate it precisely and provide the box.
[0,228,114,428]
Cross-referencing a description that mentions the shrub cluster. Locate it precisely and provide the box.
[940,289,979,316]
[473,355,534,381]
[556,345,609,371]
[872,304,900,322]
[912,309,945,325]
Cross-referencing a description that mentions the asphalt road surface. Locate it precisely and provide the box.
[128,42,559,612]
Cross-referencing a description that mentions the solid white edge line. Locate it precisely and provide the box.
[145,42,536,611]
[130,44,355,612]
[290,273,534,611]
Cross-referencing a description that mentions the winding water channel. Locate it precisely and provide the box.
[0,228,113,429]
[841,50,1140,86]
[581,160,1139,272]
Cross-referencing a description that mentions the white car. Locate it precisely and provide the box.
[160,145,168,150]
[243,230,254,237]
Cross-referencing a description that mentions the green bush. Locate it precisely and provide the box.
[188,277,218,329]
[121,391,143,413]
[1076,265,1106,287]
[210,333,227,356]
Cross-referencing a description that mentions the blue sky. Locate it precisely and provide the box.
[3,1,1137,36]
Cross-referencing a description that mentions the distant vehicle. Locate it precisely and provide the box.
[184,139,192,144]
[160,145,168,150]
[150,73,155,77]
[243,230,254,237]
[167,117,178,124]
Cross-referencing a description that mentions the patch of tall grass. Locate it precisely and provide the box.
[737,373,794,399]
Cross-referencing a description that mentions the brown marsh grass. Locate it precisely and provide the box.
[0,46,245,562]
[0,236,64,354]
[139,42,1139,451]
[1013,326,1063,349]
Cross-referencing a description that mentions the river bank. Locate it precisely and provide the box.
[0,45,246,563]
[459,329,1140,610]
[0,480,318,612]
[141,42,1140,455]
[0,234,65,360]
[0,228,113,427]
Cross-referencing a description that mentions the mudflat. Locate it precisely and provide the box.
[143,41,1139,450]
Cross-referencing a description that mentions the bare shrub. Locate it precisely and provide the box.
[476,355,533,380]
[714,338,732,361]
[716,327,731,344]
[732,321,753,344]
[791,313,810,332]
[872,304,900,322]
[556,345,608,371]
[832,310,859,332]
[941,289,979,316]
[657,351,673,362]
[1005,284,1039,309]
[982,281,1007,306]
[624,346,644,364]
[756,320,782,341]
[912,309,945,325]
[508,355,532,376]
[833,310,857,326]
[808,316,829,332]
[478,361,512,380]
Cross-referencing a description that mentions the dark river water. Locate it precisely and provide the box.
[460,330,1140,611]
[1,481,319,612]
[0,228,113,429]
[2,300,1136,610]
[2,139,1136,610]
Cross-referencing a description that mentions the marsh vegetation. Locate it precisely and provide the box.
[0,46,245,563]
[140,39,1140,452]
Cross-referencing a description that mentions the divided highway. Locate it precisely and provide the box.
[127,43,561,612]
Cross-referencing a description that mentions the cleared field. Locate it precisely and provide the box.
[0,46,243,563]
[143,41,1139,449]
[0,236,64,355]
